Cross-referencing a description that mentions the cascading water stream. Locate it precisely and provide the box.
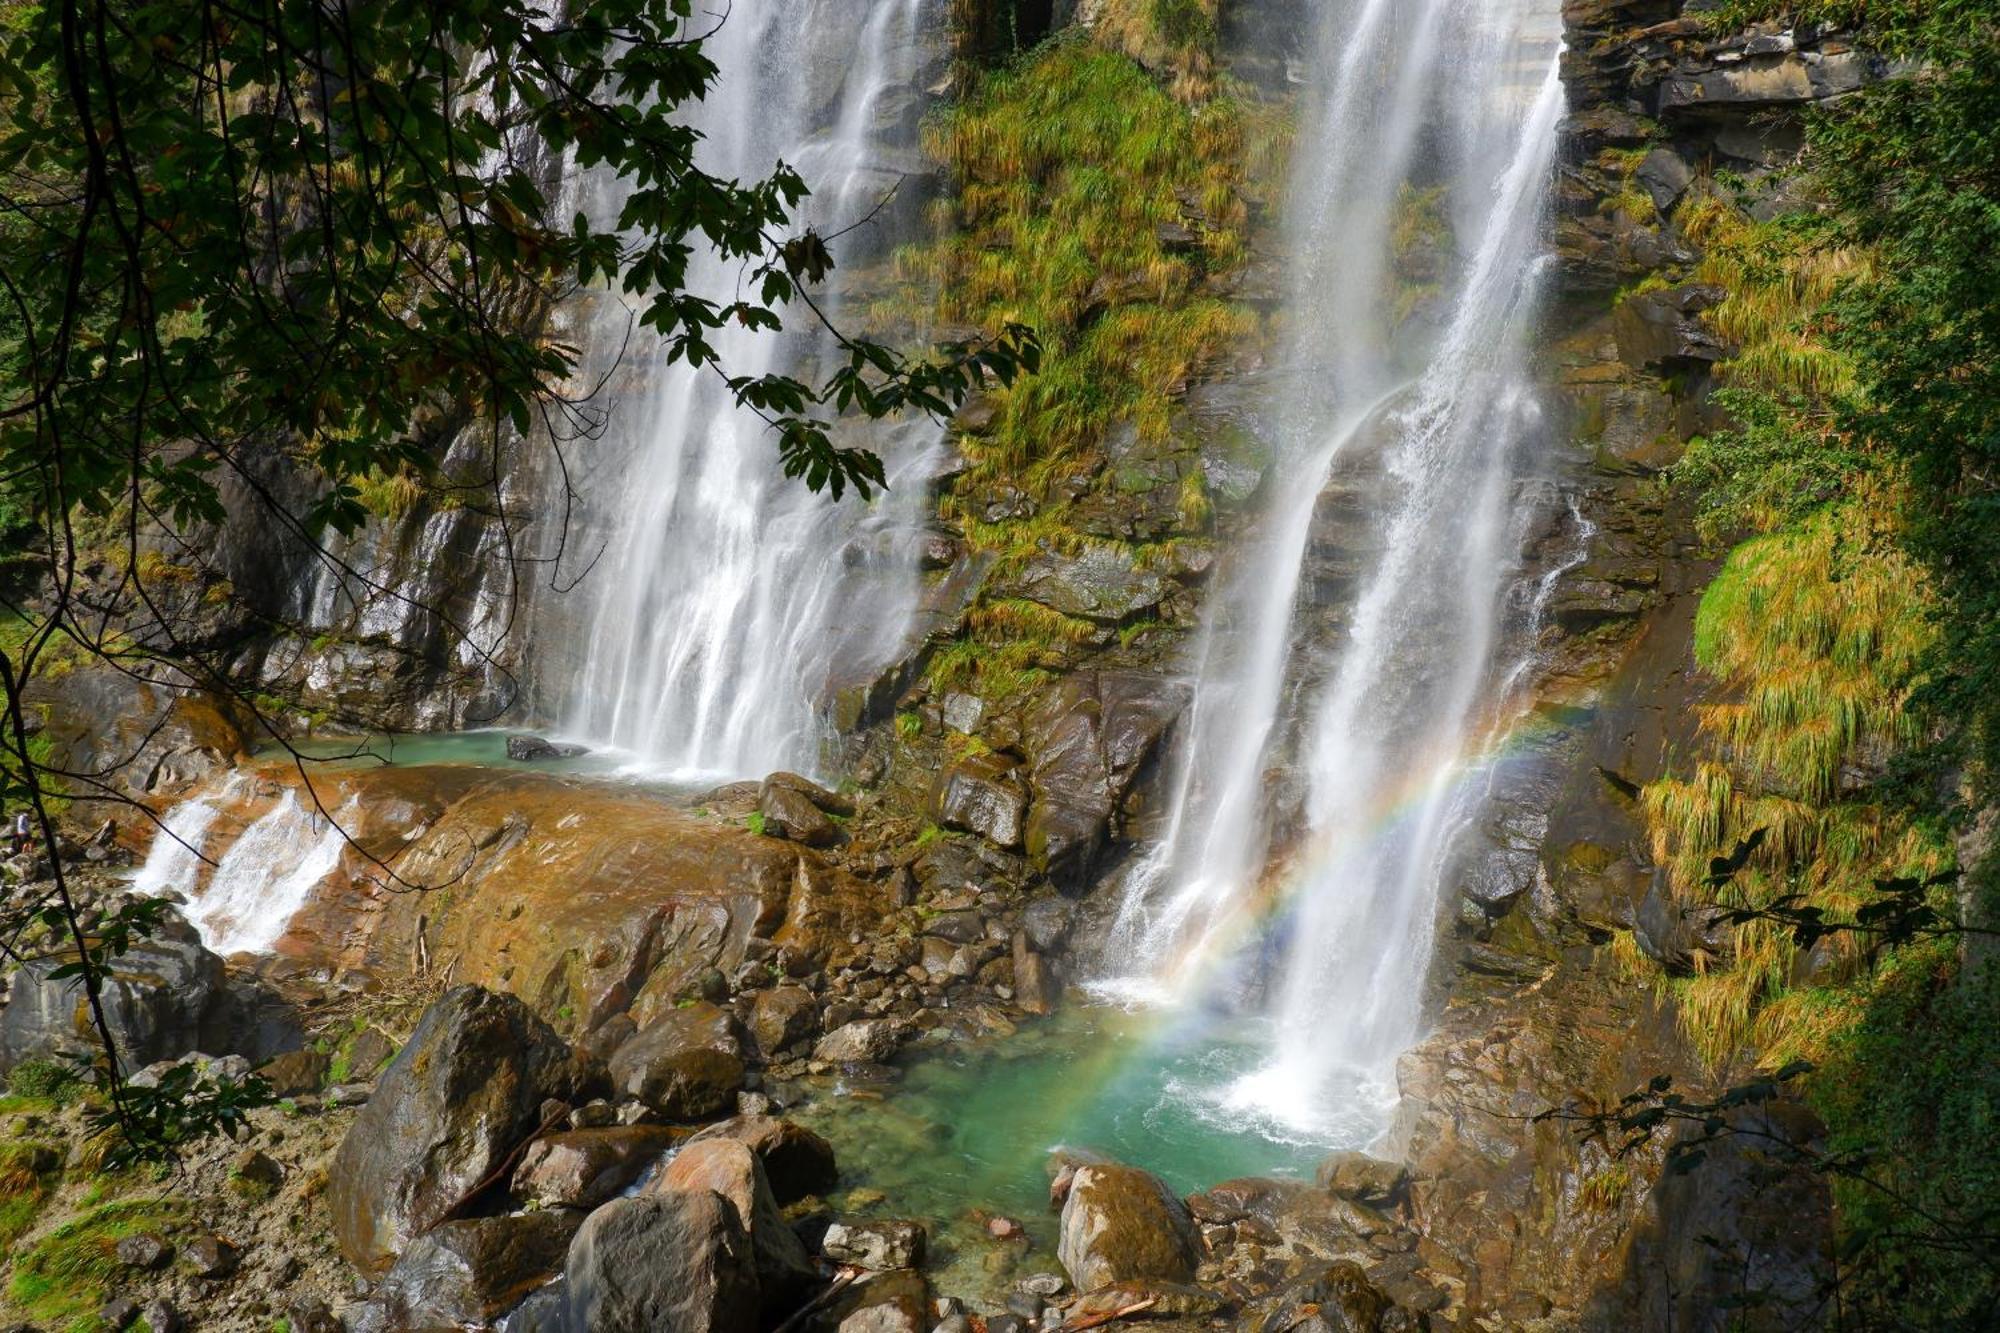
[1101,0,1567,1143]
[560,0,943,780]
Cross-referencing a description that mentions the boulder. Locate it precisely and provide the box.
[748,986,820,1058]
[686,1115,839,1203]
[564,1192,760,1333]
[822,1219,926,1271]
[351,1211,579,1332]
[0,909,222,1076]
[813,1019,900,1065]
[254,1048,330,1097]
[511,1126,679,1209]
[1025,673,1188,886]
[1057,1164,1197,1292]
[1007,546,1168,623]
[932,755,1028,849]
[1247,1262,1391,1333]
[328,986,585,1275]
[830,1268,929,1333]
[1613,284,1729,371]
[758,782,841,848]
[763,771,856,817]
[607,1002,746,1119]
[924,909,986,946]
[1314,1152,1410,1207]
[1020,896,1073,954]
[507,735,589,762]
[1011,934,1058,1016]
[650,1138,815,1308]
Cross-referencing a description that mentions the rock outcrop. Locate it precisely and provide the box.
[1056,1164,1198,1293]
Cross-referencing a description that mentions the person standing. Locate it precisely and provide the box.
[11,810,30,856]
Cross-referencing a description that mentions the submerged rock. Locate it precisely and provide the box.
[564,1192,760,1333]
[813,1018,900,1065]
[507,735,589,762]
[822,1219,927,1271]
[328,986,585,1275]
[1056,1164,1198,1292]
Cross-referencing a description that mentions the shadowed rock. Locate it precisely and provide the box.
[328,986,585,1275]
[350,1211,579,1332]
[563,1191,759,1333]
[607,1002,746,1119]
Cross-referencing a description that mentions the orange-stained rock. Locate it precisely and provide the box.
[153,760,881,1033]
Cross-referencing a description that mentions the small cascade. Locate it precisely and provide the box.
[559,0,944,779]
[135,783,353,956]
[1102,0,1569,1143]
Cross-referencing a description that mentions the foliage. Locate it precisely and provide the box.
[1673,388,1866,544]
[0,0,1038,1163]
[82,1063,274,1170]
[4,1056,81,1104]
[0,1139,62,1248]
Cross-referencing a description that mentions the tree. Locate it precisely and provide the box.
[0,0,1035,1156]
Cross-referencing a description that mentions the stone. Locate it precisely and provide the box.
[764,770,857,817]
[1070,1282,1224,1321]
[822,1219,927,1271]
[607,1002,747,1119]
[254,1048,329,1097]
[758,781,841,848]
[351,1210,580,1333]
[1007,545,1168,624]
[0,909,222,1076]
[939,693,985,735]
[813,1019,900,1065]
[650,1138,815,1310]
[280,1297,343,1333]
[686,1115,839,1203]
[1635,146,1694,215]
[1025,673,1189,886]
[140,1300,183,1333]
[99,1298,139,1330]
[1613,284,1729,370]
[564,1192,759,1333]
[749,986,820,1058]
[833,1268,929,1333]
[925,910,986,946]
[328,986,585,1275]
[1249,1263,1390,1333]
[346,1026,396,1079]
[1011,935,1058,1016]
[115,1233,172,1270]
[1056,1164,1197,1292]
[230,1148,285,1195]
[932,755,1028,850]
[507,734,589,761]
[184,1233,239,1279]
[1020,897,1073,954]
[510,1126,679,1209]
[1315,1152,1410,1207]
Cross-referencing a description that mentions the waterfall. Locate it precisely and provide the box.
[1102,0,1568,1142]
[133,782,354,955]
[559,0,943,780]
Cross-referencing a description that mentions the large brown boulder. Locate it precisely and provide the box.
[607,1002,746,1118]
[650,1139,815,1311]
[1057,1164,1198,1292]
[565,1192,759,1333]
[932,754,1028,849]
[328,986,584,1275]
[511,1126,680,1209]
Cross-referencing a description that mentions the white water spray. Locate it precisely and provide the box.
[561,0,943,779]
[1103,0,1568,1141]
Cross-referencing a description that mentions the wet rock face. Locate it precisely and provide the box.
[1056,1164,1198,1292]
[511,1126,680,1209]
[607,1002,746,1119]
[350,1210,580,1332]
[933,754,1029,849]
[0,909,223,1075]
[28,666,249,800]
[563,1191,759,1333]
[1025,672,1189,886]
[328,986,584,1275]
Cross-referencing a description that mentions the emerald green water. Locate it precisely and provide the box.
[794,1004,1335,1307]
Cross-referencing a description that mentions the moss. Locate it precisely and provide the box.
[5,1058,83,1105]
[6,1197,189,1328]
